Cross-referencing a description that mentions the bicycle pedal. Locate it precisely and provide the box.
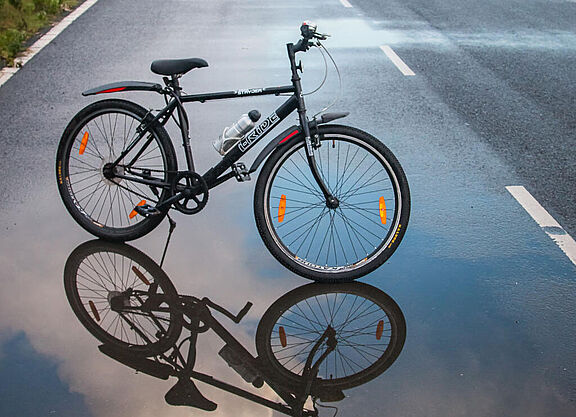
[133,203,162,217]
[232,162,251,182]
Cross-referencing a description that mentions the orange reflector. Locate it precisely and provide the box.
[79,132,89,155]
[278,194,287,223]
[129,200,147,219]
[89,300,100,322]
[379,197,387,224]
[279,326,287,347]
[132,266,150,285]
[376,320,384,340]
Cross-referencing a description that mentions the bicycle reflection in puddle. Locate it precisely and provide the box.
[63,240,406,417]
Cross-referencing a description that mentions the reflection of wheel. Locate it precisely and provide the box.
[56,99,177,241]
[256,282,406,390]
[254,125,410,282]
[64,240,183,356]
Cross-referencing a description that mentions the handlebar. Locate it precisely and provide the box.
[301,21,329,40]
[201,297,253,323]
[293,21,330,52]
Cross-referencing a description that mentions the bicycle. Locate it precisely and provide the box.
[63,240,406,415]
[56,22,410,281]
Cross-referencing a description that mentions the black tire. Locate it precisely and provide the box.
[255,282,406,391]
[254,125,410,281]
[56,99,177,241]
[64,240,183,356]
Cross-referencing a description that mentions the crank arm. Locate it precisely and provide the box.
[155,191,186,210]
[155,187,204,210]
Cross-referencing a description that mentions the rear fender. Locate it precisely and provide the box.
[83,81,163,96]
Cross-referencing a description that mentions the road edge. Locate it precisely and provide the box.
[0,0,100,89]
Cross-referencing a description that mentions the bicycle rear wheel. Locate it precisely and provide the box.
[56,99,177,241]
[64,240,183,356]
[255,282,406,391]
[254,125,410,281]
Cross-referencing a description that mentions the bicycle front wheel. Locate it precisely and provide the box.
[56,99,177,241]
[254,125,410,281]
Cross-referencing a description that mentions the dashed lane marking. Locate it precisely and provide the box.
[506,185,576,267]
[0,0,100,88]
[339,0,353,7]
[379,45,415,76]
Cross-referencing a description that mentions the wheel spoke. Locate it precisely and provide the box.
[66,243,181,355]
[260,286,405,386]
[62,106,171,233]
[263,131,406,274]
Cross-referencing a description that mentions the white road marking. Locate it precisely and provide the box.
[0,0,100,88]
[339,0,353,7]
[506,185,576,266]
[379,45,415,76]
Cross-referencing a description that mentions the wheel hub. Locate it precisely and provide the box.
[101,161,124,186]
[326,196,340,209]
[108,290,130,311]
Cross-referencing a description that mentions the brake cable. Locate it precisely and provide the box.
[312,40,343,119]
[302,43,329,96]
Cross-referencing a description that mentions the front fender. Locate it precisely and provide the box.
[249,125,302,173]
[247,112,350,173]
[82,81,163,96]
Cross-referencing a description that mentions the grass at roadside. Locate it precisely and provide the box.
[0,0,77,67]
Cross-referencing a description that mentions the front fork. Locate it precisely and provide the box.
[298,107,340,210]
[289,42,339,209]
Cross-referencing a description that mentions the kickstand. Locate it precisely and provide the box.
[160,215,177,268]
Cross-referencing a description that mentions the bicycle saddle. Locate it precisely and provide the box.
[165,378,217,411]
[151,58,208,76]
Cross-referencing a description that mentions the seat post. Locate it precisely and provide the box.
[170,75,196,172]
[170,75,181,92]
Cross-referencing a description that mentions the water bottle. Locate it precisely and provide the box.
[218,344,260,384]
[213,110,261,155]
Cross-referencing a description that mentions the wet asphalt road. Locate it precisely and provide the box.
[0,1,575,416]
[352,0,576,236]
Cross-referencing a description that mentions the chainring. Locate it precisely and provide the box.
[170,171,209,215]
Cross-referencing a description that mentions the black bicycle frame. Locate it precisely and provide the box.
[108,41,336,207]
[187,88,300,185]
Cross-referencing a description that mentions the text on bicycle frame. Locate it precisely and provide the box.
[238,113,280,152]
